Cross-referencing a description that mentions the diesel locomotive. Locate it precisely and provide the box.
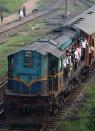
[5,6,95,122]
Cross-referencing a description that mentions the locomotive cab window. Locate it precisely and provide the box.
[24,51,32,67]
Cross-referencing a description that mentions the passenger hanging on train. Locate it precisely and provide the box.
[89,46,92,65]
[63,52,69,81]
[71,49,76,71]
[73,44,81,69]
[76,44,82,66]
[68,51,72,65]
[81,38,87,60]
[71,45,75,64]
[89,45,94,65]
[68,51,73,77]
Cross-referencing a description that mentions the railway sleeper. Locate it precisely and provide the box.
[52,121,59,124]
[59,110,66,113]
[64,101,74,104]
[67,99,75,102]
[60,107,67,110]
[47,124,58,130]
[54,118,61,121]
[47,123,57,127]
[64,102,73,106]
[70,93,79,96]
[59,108,66,111]
[56,115,63,120]
[50,122,57,126]
[56,114,63,119]
[57,111,65,115]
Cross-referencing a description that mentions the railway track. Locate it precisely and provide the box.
[0,0,94,36]
[0,0,66,35]
[0,64,94,131]
[79,0,94,7]
[0,1,95,130]
[43,63,95,131]
[43,87,85,131]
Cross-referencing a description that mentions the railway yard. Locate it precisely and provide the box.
[0,0,95,131]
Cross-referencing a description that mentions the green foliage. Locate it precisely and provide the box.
[59,83,95,131]
[0,0,25,16]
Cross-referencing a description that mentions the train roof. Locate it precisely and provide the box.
[67,5,95,35]
[22,41,63,58]
[55,28,76,44]
[39,28,76,45]
[8,5,95,57]
[8,27,77,57]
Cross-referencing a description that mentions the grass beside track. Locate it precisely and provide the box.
[59,76,95,131]
[0,0,25,16]
[37,0,56,10]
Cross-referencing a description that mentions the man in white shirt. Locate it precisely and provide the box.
[63,54,69,81]
[81,38,87,60]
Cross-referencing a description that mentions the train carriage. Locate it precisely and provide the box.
[73,11,95,66]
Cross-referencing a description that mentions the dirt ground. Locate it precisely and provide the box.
[0,0,38,25]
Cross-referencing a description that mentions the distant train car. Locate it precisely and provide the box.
[6,6,95,122]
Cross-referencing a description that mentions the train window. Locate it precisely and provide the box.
[24,51,32,67]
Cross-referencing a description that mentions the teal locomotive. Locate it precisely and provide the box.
[6,7,95,121]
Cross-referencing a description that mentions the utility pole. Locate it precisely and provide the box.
[65,0,67,16]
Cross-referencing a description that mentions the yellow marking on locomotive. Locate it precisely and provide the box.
[9,71,64,88]
[29,76,48,87]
